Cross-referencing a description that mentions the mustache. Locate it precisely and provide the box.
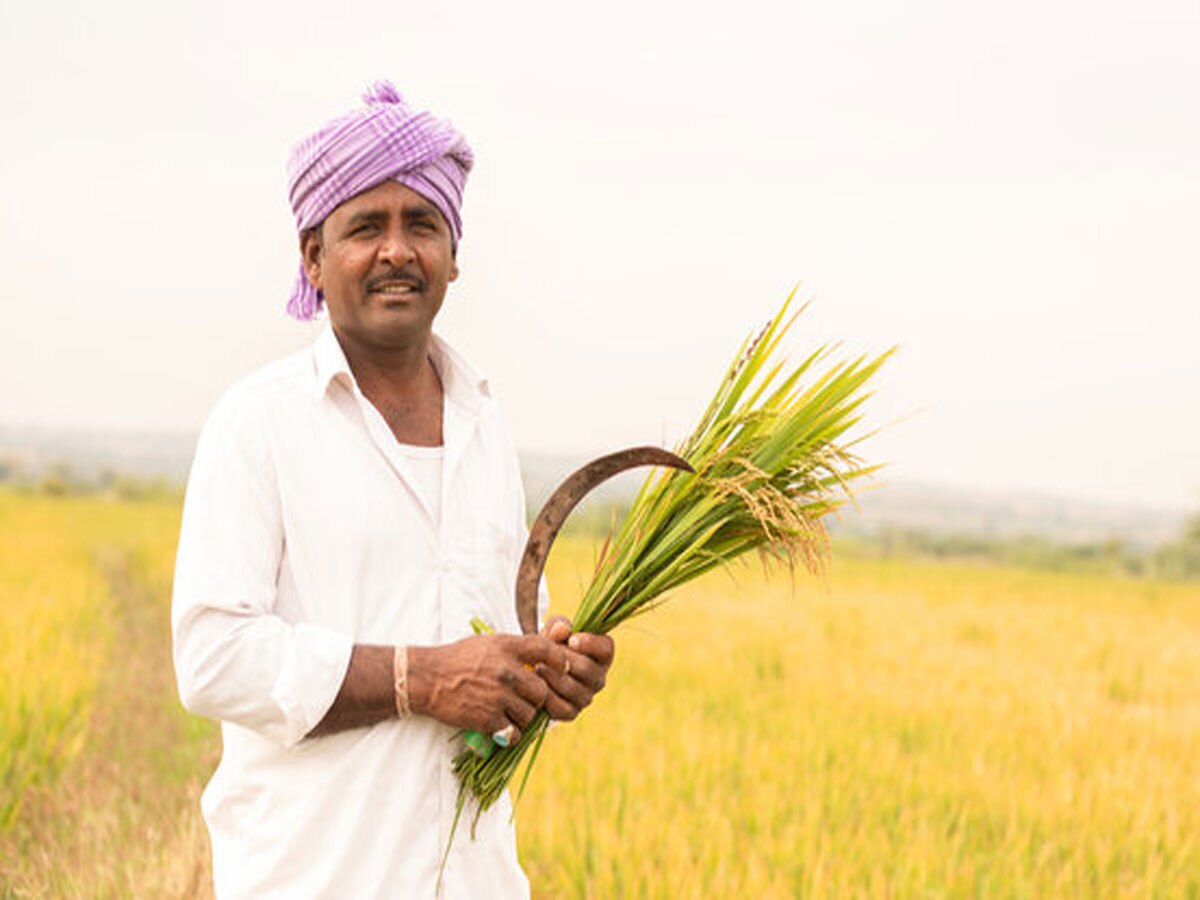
[364,270,425,292]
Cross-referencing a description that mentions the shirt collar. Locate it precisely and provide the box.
[313,323,352,399]
[312,324,491,411]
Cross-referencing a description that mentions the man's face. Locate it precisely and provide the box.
[301,180,459,350]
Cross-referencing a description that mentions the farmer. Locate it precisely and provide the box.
[172,82,614,898]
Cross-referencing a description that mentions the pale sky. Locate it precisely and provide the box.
[2,0,1198,510]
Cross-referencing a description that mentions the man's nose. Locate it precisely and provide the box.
[378,227,416,266]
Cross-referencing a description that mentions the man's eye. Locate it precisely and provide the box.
[350,223,378,236]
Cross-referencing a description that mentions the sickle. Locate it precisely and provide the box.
[514,446,694,634]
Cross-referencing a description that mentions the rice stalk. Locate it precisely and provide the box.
[449,289,893,839]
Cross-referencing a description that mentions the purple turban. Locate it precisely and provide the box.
[285,81,474,320]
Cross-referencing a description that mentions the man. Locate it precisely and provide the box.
[172,82,614,898]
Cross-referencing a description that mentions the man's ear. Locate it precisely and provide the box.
[300,228,324,291]
[449,246,459,283]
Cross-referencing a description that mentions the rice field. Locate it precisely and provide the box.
[3,489,1199,897]
[0,490,216,897]
[0,492,111,829]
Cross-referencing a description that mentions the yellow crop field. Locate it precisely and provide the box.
[0,489,214,896]
[520,544,1200,897]
[3,489,1199,897]
[0,491,113,828]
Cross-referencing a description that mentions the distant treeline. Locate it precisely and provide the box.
[5,459,1198,582]
[0,459,181,502]
[552,498,1200,583]
[834,524,1200,582]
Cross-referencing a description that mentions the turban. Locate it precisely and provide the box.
[285,81,474,320]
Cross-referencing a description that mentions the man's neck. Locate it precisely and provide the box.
[333,327,444,447]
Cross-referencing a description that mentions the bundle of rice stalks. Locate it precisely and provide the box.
[451,290,892,836]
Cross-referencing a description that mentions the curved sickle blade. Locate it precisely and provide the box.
[515,446,694,634]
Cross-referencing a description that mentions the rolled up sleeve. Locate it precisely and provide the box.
[172,389,353,748]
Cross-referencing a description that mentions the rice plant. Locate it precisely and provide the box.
[451,291,893,831]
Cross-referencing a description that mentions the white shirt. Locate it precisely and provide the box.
[397,442,445,530]
[172,325,546,899]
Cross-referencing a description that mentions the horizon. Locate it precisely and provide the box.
[0,422,1193,528]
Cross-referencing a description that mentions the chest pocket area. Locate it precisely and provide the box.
[443,518,522,636]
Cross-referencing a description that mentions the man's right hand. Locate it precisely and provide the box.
[406,635,569,742]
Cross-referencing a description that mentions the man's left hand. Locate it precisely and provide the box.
[536,616,614,721]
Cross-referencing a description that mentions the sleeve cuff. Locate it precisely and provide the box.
[270,623,355,748]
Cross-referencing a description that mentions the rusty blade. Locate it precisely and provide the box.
[515,446,694,635]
